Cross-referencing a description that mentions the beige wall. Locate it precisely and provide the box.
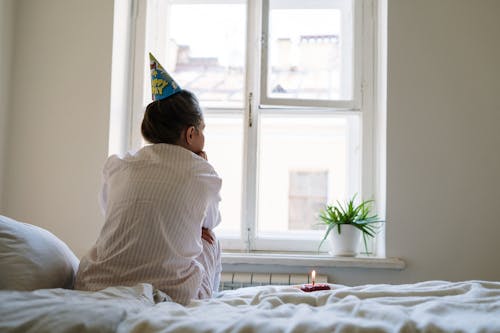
[384,0,500,282]
[1,0,499,282]
[1,0,113,256]
[0,0,14,211]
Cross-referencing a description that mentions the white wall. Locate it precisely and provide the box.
[1,0,499,283]
[2,0,113,256]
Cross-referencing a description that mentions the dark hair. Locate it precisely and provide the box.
[141,90,203,144]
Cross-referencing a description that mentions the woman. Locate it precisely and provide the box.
[75,59,222,305]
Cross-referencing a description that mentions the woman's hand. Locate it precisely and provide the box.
[201,227,215,244]
[197,151,207,160]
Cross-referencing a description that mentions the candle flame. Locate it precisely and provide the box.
[311,270,316,286]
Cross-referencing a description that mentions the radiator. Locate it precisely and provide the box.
[219,272,328,291]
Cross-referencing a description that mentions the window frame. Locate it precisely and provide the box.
[126,0,381,255]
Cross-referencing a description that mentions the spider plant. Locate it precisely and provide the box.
[318,195,384,254]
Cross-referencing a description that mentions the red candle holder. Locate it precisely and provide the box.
[300,283,331,292]
[300,270,330,292]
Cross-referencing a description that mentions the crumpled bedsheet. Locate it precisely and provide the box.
[1,280,499,333]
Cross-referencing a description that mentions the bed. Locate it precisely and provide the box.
[1,280,500,332]
[2,216,500,332]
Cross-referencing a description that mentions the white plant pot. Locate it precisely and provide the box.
[328,224,362,257]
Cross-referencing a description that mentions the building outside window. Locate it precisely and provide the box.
[288,170,328,231]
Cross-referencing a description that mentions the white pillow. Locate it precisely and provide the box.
[0,215,79,290]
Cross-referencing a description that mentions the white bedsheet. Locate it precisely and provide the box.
[1,280,499,332]
[0,283,159,333]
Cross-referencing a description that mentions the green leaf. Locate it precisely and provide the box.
[318,224,335,251]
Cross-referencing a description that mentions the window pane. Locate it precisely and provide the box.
[257,114,360,235]
[204,114,243,235]
[166,3,246,107]
[266,0,353,101]
[288,170,328,230]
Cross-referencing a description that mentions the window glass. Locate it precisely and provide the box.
[166,3,246,107]
[257,114,360,235]
[203,114,243,235]
[288,170,328,230]
[266,0,353,101]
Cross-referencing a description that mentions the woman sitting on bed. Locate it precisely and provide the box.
[75,54,222,305]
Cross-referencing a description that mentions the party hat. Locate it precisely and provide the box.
[149,53,182,101]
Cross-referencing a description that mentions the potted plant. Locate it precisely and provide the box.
[318,195,384,257]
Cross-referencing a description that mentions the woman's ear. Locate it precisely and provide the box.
[185,126,196,145]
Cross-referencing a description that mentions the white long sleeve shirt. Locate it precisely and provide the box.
[75,144,222,305]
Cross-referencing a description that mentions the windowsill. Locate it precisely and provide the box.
[221,251,405,270]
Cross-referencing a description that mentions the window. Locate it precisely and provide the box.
[128,0,380,254]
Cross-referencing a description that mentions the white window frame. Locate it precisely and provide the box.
[123,0,382,255]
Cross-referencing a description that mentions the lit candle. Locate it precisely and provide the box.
[300,270,330,292]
